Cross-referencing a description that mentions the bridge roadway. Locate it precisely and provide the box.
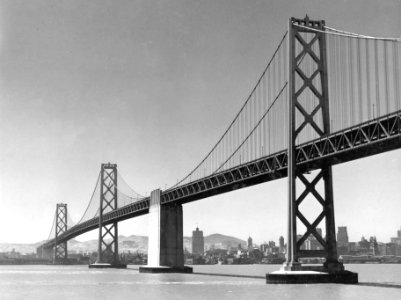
[43,110,401,249]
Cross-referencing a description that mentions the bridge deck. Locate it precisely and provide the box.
[43,110,401,248]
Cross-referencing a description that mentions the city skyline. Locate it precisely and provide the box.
[2,223,401,256]
[1,0,401,246]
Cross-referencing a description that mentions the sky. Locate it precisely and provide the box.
[0,0,400,246]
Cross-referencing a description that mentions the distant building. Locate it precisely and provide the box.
[192,227,204,256]
[377,242,387,256]
[260,243,269,254]
[8,249,20,259]
[389,227,401,256]
[369,236,378,255]
[302,228,323,251]
[279,236,285,253]
[316,228,323,239]
[358,237,370,255]
[390,237,401,244]
[390,227,401,245]
[385,243,397,256]
[266,246,279,254]
[348,242,357,254]
[337,226,350,254]
[337,226,349,248]
[260,242,280,255]
[247,237,253,250]
[305,237,323,251]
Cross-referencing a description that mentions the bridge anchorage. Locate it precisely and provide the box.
[266,16,358,284]
[89,163,127,268]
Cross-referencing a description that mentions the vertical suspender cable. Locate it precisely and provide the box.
[366,39,372,119]
[250,93,253,161]
[334,35,340,130]
[374,39,380,117]
[344,36,348,126]
[244,99,247,164]
[384,41,390,114]
[272,49,277,150]
[348,37,355,126]
[357,38,363,123]
[268,66,271,154]
[255,86,258,159]
[341,37,346,128]
[278,49,282,148]
[259,72,263,157]
[393,43,401,110]
[250,94,253,161]
[330,34,334,131]
[246,100,249,163]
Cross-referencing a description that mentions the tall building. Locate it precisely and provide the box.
[305,228,323,250]
[390,227,401,245]
[279,236,284,248]
[337,226,349,248]
[279,236,285,253]
[192,227,204,256]
[247,236,253,250]
[260,243,269,254]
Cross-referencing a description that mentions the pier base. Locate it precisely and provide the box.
[139,189,192,273]
[139,266,193,273]
[266,270,358,284]
[89,262,127,269]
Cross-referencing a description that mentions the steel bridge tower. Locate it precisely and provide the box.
[268,16,357,283]
[90,163,126,268]
[54,203,68,263]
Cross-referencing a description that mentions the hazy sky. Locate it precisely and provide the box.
[1,0,400,245]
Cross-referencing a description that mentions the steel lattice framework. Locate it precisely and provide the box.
[95,163,121,264]
[284,16,342,272]
[42,111,401,249]
[54,203,68,262]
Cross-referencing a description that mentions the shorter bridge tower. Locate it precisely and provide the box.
[54,203,68,263]
[89,163,126,268]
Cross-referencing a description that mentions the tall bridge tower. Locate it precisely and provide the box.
[285,15,340,271]
[267,16,358,283]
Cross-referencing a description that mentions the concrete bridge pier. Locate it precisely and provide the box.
[139,189,192,273]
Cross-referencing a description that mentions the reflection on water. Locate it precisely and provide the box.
[0,264,400,300]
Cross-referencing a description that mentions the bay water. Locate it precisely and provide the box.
[1,264,400,299]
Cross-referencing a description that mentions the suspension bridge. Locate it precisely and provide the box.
[37,16,401,283]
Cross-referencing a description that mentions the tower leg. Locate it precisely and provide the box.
[140,189,192,273]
